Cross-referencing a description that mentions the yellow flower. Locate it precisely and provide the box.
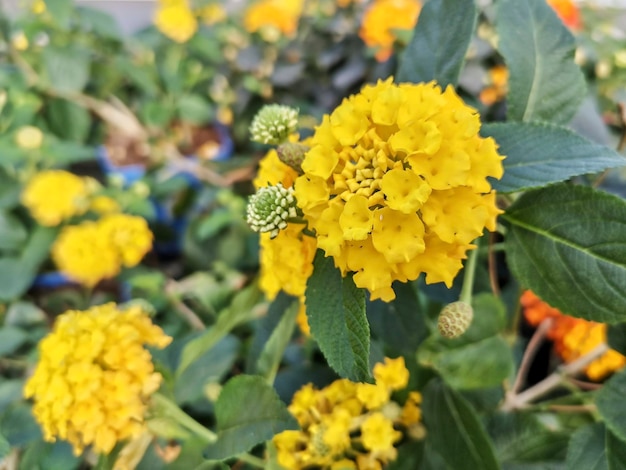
[361,412,402,454]
[24,303,171,456]
[359,0,422,62]
[21,170,92,226]
[52,222,121,287]
[154,0,198,43]
[244,0,303,40]
[294,79,504,301]
[98,213,153,268]
[89,196,121,215]
[11,32,29,51]
[31,0,45,14]
[274,357,422,469]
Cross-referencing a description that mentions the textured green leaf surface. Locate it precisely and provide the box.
[203,375,298,460]
[596,370,626,442]
[419,336,512,390]
[482,122,625,193]
[496,0,585,123]
[306,251,370,382]
[396,0,476,87]
[502,184,626,323]
[607,429,626,470]
[607,323,626,356]
[42,46,90,93]
[422,379,500,470]
[566,423,608,470]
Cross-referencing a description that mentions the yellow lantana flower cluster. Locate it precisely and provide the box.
[52,213,153,287]
[294,78,504,301]
[21,170,96,227]
[273,357,423,469]
[254,149,316,334]
[24,303,172,456]
[359,0,422,62]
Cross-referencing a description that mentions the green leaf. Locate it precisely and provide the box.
[607,323,626,356]
[396,0,476,87]
[0,257,36,301]
[177,94,214,125]
[174,335,240,405]
[566,423,608,470]
[176,283,263,378]
[607,429,626,470]
[203,375,298,460]
[42,46,90,93]
[0,212,27,251]
[596,370,626,442]
[306,251,370,382]
[0,172,21,209]
[19,440,80,470]
[482,122,626,193]
[0,327,27,356]
[0,432,8,459]
[422,379,500,470]
[76,7,123,39]
[44,0,73,28]
[496,0,585,124]
[367,281,428,355]
[502,184,626,323]
[419,336,513,390]
[256,301,299,383]
[44,99,92,143]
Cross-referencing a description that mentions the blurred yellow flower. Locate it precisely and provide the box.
[244,0,304,39]
[15,125,43,149]
[51,214,153,287]
[98,213,153,268]
[294,78,504,301]
[21,170,92,226]
[31,0,45,14]
[89,196,121,215]
[359,0,421,62]
[52,222,121,287]
[11,32,29,51]
[274,357,423,469]
[154,0,198,43]
[24,303,171,456]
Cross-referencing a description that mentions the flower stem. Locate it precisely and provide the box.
[459,246,479,305]
[152,393,217,443]
[502,343,609,411]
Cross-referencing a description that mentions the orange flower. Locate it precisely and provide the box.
[522,291,625,380]
[547,0,582,31]
[359,0,421,62]
[479,65,509,106]
[244,0,304,40]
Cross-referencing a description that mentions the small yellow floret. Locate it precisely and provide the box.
[154,0,198,43]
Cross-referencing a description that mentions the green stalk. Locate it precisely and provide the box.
[459,245,479,305]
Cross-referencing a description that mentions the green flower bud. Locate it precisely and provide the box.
[438,301,473,339]
[250,104,299,145]
[277,142,308,174]
[246,183,298,238]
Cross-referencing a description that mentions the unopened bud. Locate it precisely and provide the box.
[277,142,308,174]
[246,183,298,238]
[438,301,473,339]
[250,104,299,145]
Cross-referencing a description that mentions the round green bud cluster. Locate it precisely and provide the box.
[250,104,299,145]
[246,183,298,238]
[438,301,474,339]
[277,142,308,174]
